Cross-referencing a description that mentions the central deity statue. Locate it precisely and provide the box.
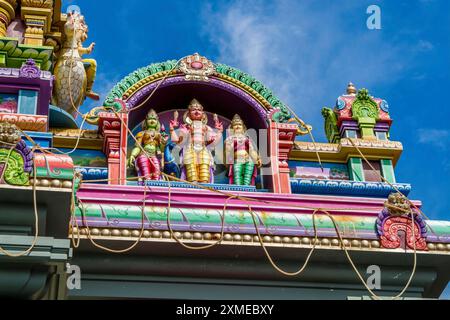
[170,99,223,183]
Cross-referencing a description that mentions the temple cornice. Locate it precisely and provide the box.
[291,138,403,165]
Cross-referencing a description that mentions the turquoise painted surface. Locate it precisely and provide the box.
[18,90,38,115]
[74,204,377,231]
[74,204,450,240]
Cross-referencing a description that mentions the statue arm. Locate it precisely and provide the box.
[128,133,143,167]
[225,137,235,166]
[207,126,222,146]
[156,134,164,155]
[249,138,262,168]
[78,43,95,56]
[171,126,186,144]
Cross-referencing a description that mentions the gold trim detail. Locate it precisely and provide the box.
[291,138,403,165]
[69,227,450,254]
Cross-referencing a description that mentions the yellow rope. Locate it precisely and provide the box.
[107,107,422,299]
[0,149,40,257]
[77,183,147,253]
[318,208,418,300]
[166,176,235,250]
[249,205,320,276]
[0,146,14,183]
[347,138,438,236]
[127,57,187,113]
[21,43,425,299]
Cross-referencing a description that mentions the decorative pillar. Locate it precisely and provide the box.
[267,121,297,194]
[349,158,364,182]
[0,0,16,37]
[358,117,376,139]
[98,112,128,185]
[381,159,396,183]
[20,0,54,46]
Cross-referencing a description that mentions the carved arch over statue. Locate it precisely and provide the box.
[98,55,298,193]
[103,55,293,130]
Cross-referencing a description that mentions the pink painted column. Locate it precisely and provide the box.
[267,121,297,194]
[98,111,128,185]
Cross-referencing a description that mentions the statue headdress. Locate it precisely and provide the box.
[229,114,247,132]
[143,109,161,131]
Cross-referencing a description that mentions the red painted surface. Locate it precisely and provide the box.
[380,216,428,251]
[98,109,128,185]
[268,121,297,194]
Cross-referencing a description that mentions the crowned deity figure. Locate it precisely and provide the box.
[128,109,166,181]
[170,99,223,183]
[225,115,262,186]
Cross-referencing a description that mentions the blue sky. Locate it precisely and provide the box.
[63,0,449,297]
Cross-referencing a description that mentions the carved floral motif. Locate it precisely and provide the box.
[376,193,428,251]
[0,123,33,186]
[19,59,41,78]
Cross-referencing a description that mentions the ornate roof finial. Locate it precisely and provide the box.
[347,82,357,95]
[179,53,215,81]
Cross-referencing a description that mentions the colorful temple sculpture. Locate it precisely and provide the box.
[0,2,449,300]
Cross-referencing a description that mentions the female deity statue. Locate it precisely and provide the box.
[128,109,166,181]
[169,99,223,183]
[225,114,262,186]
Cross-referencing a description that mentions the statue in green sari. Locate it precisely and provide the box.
[225,115,262,186]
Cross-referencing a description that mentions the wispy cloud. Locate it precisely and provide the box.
[418,129,450,149]
[415,40,434,52]
[201,1,429,135]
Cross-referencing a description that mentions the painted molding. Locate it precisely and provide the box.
[291,138,403,165]
[0,112,47,131]
[290,179,411,198]
[76,166,108,182]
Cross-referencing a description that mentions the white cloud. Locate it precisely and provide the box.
[201,1,424,137]
[418,129,450,149]
[416,40,434,52]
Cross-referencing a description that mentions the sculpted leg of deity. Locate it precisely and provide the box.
[183,145,199,182]
[198,148,212,183]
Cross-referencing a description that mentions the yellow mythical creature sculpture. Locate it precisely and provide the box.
[53,11,99,116]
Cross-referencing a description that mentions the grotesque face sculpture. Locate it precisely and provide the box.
[188,99,205,121]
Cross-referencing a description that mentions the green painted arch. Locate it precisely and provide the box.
[104,59,292,123]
